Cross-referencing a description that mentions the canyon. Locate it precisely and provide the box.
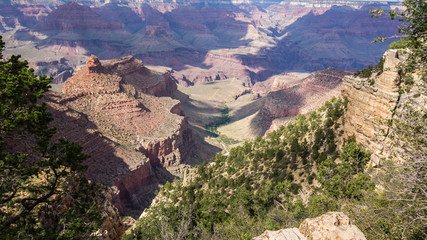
[0,0,411,224]
[1,0,401,85]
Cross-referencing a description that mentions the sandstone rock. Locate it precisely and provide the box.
[342,49,402,166]
[54,55,193,216]
[253,212,366,240]
[253,228,306,240]
[298,212,366,240]
[86,54,102,73]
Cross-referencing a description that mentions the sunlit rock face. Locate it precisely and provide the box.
[254,212,366,240]
[261,68,352,132]
[342,49,401,166]
[47,55,193,216]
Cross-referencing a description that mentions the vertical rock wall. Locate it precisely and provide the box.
[342,50,401,166]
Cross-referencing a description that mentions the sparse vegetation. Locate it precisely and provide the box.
[371,0,426,74]
[389,39,408,49]
[353,56,385,83]
[125,97,360,239]
[206,104,231,135]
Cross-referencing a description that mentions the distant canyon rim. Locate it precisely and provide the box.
[1,0,402,86]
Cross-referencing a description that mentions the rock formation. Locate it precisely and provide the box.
[2,1,400,84]
[299,212,366,240]
[261,68,352,132]
[253,228,306,240]
[48,55,192,216]
[342,50,401,166]
[253,212,366,240]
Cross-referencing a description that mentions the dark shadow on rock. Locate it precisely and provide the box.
[250,86,304,135]
[237,4,399,83]
[44,92,162,218]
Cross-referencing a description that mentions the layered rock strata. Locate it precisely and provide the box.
[51,55,192,215]
[342,50,401,166]
[261,67,352,132]
[2,1,400,84]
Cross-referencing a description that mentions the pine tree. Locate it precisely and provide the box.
[0,35,104,239]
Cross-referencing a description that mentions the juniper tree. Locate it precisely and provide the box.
[0,36,104,239]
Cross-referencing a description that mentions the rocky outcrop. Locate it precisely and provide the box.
[63,55,177,98]
[299,212,366,240]
[50,55,193,216]
[104,56,177,97]
[342,50,401,166]
[253,228,306,240]
[86,54,102,73]
[253,212,366,240]
[261,68,351,124]
[45,93,156,216]
[97,189,126,240]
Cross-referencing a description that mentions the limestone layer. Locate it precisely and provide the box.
[342,49,401,166]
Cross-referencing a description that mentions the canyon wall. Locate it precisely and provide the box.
[342,49,401,166]
[261,68,352,132]
[49,55,193,216]
[1,1,400,85]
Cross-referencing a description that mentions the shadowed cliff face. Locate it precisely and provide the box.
[260,67,352,133]
[1,1,401,85]
[240,4,398,82]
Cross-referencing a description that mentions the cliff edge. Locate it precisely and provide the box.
[342,49,402,166]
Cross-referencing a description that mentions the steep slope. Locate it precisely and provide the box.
[126,97,352,239]
[261,68,352,121]
[216,68,351,141]
[342,49,401,166]
[48,55,193,217]
[243,4,399,76]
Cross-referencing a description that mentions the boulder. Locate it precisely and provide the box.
[253,212,366,240]
[299,212,366,240]
[253,228,306,240]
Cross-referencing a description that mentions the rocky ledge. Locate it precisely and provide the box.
[254,212,366,240]
[49,55,192,216]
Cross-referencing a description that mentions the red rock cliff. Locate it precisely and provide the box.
[55,55,193,216]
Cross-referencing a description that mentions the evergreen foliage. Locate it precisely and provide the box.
[0,36,104,239]
[371,0,427,74]
[125,97,363,239]
[353,56,385,81]
[206,104,231,135]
